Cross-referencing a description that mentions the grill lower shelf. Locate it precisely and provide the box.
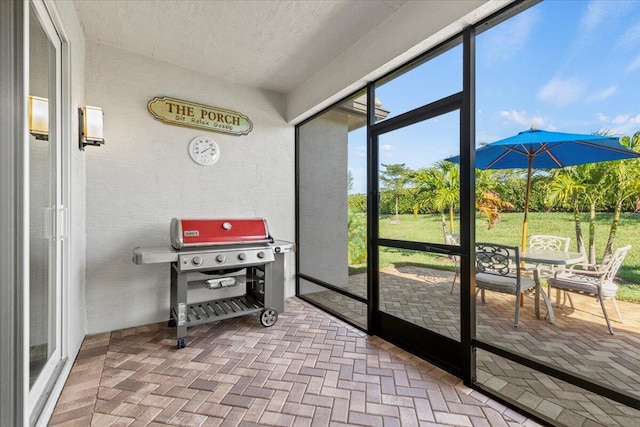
[167,246,289,349]
[183,295,264,327]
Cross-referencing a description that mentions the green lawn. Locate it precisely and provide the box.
[371,212,640,302]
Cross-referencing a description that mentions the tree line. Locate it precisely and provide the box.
[348,131,640,265]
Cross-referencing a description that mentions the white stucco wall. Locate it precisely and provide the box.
[84,42,295,334]
[298,110,349,286]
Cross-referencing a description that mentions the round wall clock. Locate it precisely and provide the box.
[188,136,220,166]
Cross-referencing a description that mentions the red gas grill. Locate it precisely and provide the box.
[132,218,293,349]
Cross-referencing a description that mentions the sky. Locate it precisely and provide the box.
[347,0,640,194]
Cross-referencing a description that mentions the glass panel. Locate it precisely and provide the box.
[379,247,460,341]
[298,91,368,300]
[378,110,460,243]
[375,42,462,122]
[28,4,56,388]
[299,279,367,329]
[475,0,640,403]
[477,350,640,426]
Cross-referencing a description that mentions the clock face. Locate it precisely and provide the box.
[188,136,219,166]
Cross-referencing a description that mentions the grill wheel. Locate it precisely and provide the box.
[260,308,278,327]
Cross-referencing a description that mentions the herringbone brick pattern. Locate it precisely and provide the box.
[49,297,540,426]
[478,351,640,427]
[304,266,640,426]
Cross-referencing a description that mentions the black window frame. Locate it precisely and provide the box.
[295,0,640,423]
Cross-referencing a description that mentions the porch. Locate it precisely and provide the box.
[49,297,541,426]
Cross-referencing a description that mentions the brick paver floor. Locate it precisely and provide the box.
[49,297,542,426]
[304,266,640,426]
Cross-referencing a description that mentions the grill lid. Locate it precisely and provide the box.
[170,218,271,249]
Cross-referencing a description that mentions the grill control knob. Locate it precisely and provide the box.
[216,254,226,263]
[238,253,246,261]
[192,256,203,266]
[222,222,232,230]
[257,251,265,259]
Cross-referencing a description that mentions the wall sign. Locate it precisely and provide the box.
[147,97,253,136]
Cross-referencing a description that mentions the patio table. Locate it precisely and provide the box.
[518,248,585,267]
[514,248,585,324]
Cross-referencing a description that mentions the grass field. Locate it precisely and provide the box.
[369,212,640,302]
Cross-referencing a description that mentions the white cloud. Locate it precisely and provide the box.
[579,1,608,33]
[499,110,545,128]
[597,112,609,122]
[380,144,394,159]
[354,145,366,158]
[589,86,617,101]
[609,114,640,136]
[483,10,538,63]
[613,114,630,124]
[537,76,585,106]
[627,54,640,73]
[618,22,640,47]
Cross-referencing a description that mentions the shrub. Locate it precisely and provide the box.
[348,211,367,265]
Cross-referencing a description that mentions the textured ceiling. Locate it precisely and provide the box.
[73,0,409,94]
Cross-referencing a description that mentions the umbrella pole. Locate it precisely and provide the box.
[521,156,534,253]
[520,157,534,307]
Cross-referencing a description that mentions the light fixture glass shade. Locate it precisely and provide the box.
[28,96,49,139]
[82,106,104,142]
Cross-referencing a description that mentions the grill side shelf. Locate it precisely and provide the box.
[184,295,264,327]
[132,245,178,264]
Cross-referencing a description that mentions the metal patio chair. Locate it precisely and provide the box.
[475,242,554,327]
[445,233,460,294]
[528,235,571,252]
[547,245,631,335]
[526,235,572,276]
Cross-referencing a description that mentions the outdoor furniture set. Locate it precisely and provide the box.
[443,127,637,334]
[447,233,631,334]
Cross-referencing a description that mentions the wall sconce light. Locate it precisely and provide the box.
[79,106,105,150]
[28,96,49,140]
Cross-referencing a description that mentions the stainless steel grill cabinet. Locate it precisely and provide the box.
[132,218,293,348]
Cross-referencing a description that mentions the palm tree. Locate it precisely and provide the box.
[476,190,514,230]
[470,169,517,230]
[546,171,586,255]
[601,130,640,263]
[413,162,459,233]
[547,163,606,265]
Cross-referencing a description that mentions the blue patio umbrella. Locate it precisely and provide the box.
[447,126,640,251]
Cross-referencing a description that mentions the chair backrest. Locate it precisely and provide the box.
[528,235,570,252]
[476,242,518,277]
[602,245,632,282]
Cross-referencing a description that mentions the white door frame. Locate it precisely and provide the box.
[24,1,71,425]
